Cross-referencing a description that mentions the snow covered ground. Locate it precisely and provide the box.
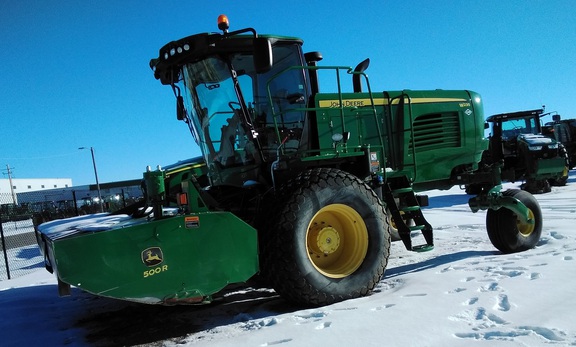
[1,219,35,237]
[0,219,42,280]
[1,172,575,347]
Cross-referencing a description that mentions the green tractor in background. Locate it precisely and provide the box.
[467,109,569,194]
[36,16,543,307]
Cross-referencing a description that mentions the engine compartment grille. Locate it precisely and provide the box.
[411,112,461,151]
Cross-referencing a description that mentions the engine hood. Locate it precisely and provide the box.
[518,133,556,146]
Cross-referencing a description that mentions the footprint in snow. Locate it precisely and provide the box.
[260,338,293,346]
[550,231,565,240]
[493,268,526,278]
[529,272,541,280]
[449,307,507,328]
[455,326,568,343]
[479,282,500,292]
[293,311,327,324]
[447,288,467,294]
[371,304,395,311]
[439,266,466,273]
[517,325,567,342]
[494,294,511,312]
[402,293,427,298]
[530,263,548,267]
[475,307,508,326]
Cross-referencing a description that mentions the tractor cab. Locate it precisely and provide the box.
[150,15,312,187]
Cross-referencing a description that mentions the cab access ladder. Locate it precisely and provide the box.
[384,176,434,252]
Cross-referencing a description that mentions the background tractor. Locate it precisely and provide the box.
[36,16,543,307]
[467,109,568,194]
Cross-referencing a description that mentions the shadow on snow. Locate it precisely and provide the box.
[385,250,497,279]
[424,194,471,209]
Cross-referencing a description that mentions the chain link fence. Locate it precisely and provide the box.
[1,180,143,281]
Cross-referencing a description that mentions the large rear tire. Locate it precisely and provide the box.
[486,189,542,253]
[262,168,390,306]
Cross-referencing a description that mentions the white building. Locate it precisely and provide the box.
[0,178,72,204]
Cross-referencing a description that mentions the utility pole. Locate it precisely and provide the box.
[78,147,103,213]
[4,164,18,205]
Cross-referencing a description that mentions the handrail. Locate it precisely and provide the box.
[264,65,385,159]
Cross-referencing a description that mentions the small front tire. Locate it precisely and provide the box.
[486,189,542,253]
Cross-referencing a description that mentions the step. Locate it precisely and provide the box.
[412,244,434,252]
[400,205,420,212]
[391,187,413,194]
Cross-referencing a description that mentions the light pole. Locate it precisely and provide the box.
[79,146,103,213]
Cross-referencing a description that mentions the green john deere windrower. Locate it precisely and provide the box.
[36,15,543,306]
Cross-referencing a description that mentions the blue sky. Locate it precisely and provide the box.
[1,1,575,186]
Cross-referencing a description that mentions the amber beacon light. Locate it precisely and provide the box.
[217,14,229,32]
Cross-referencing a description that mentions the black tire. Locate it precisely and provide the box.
[486,189,542,254]
[549,166,569,186]
[549,145,570,186]
[522,178,551,194]
[387,208,414,242]
[262,168,390,306]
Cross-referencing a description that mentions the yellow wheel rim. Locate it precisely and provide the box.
[517,208,535,237]
[306,204,368,278]
[389,210,407,230]
[389,211,400,230]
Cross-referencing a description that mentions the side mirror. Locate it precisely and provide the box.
[553,114,561,122]
[253,37,272,74]
[353,58,370,93]
[177,95,185,121]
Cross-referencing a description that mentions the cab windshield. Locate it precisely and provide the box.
[178,43,309,169]
[501,118,538,139]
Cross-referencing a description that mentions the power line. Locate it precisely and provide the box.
[0,151,80,160]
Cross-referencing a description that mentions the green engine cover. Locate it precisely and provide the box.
[313,89,488,187]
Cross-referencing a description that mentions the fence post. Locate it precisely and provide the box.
[72,190,79,216]
[0,209,11,280]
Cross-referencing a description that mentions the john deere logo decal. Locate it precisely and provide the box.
[142,247,163,267]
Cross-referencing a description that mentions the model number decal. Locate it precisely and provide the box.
[143,264,168,278]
